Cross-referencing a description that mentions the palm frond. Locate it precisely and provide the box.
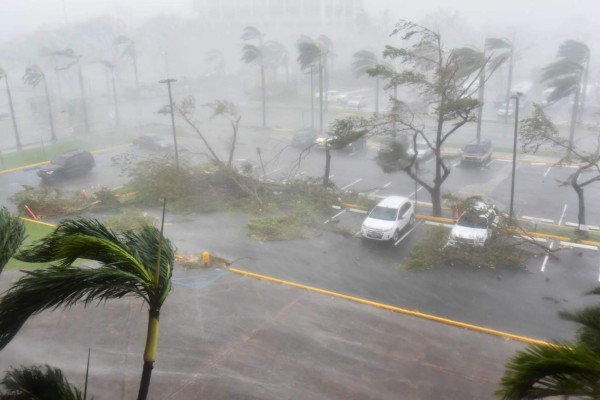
[485,37,512,51]
[317,34,333,51]
[113,35,132,46]
[560,306,600,353]
[0,264,152,350]
[497,343,600,399]
[241,26,262,41]
[240,44,262,64]
[1,365,83,400]
[22,65,44,88]
[542,60,583,82]
[0,207,26,273]
[450,47,484,79]
[352,50,378,76]
[558,40,590,64]
[296,37,322,69]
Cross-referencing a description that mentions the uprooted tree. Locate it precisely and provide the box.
[361,20,504,216]
[520,104,600,230]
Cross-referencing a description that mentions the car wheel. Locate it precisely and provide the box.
[392,229,400,242]
[409,214,416,226]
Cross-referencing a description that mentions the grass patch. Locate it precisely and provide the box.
[247,213,308,241]
[4,219,55,270]
[401,226,533,270]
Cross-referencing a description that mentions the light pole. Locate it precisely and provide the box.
[508,93,521,222]
[159,78,180,168]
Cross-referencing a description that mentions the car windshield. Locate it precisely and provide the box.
[50,155,69,165]
[369,206,397,221]
[457,214,488,229]
[463,144,484,153]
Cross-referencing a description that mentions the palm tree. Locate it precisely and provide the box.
[352,50,381,114]
[0,68,22,150]
[485,38,514,123]
[97,60,120,127]
[114,35,139,88]
[0,217,175,400]
[317,35,333,111]
[0,365,83,399]
[542,40,590,159]
[497,287,600,399]
[23,65,57,142]
[52,48,90,133]
[297,35,326,134]
[241,26,267,129]
[0,206,25,274]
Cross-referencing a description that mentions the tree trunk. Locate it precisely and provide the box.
[310,66,314,129]
[476,69,485,144]
[42,77,57,142]
[111,71,120,127]
[324,55,328,112]
[567,82,582,160]
[227,117,241,167]
[137,311,160,400]
[577,57,589,126]
[260,58,266,129]
[4,77,21,149]
[432,98,446,217]
[392,85,398,138]
[504,51,514,124]
[571,172,586,227]
[375,76,379,115]
[431,185,442,217]
[318,58,323,134]
[77,61,90,133]
[323,148,331,187]
[133,55,139,89]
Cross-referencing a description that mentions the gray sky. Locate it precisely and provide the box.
[0,0,597,41]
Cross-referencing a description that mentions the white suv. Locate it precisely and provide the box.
[361,196,415,242]
[446,200,499,247]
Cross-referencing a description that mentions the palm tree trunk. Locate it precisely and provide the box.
[504,51,514,124]
[111,71,120,127]
[324,56,328,112]
[318,58,323,134]
[577,58,589,126]
[310,66,314,129]
[77,60,90,133]
[260,59,266,129]
[392,85,398,138]
[567,83,581,160]
[323,148,331,186]
[227,117,241,167]
[4,77,21,149]
[137,311,160,400]
[42,77,57,142]
[133,55,139,89]
[375,76,379,115]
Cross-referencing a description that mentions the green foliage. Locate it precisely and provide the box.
[0,365,83,400]
[106,209,156,231]
[11,186,88,217]
[247,213,308,241]
[519,104,562,153]
[0,207,25,273]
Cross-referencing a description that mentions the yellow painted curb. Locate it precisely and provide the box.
[0,161,49,174]
[417,215,456,224]
[229,267,551,346]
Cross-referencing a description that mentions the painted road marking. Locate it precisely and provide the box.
[324,209,347,224]
[566,222,600,231]
[558,204,568,226]
[540,242,552,272]
[531,162,546,166]
[341,178,362,190]
[394,221,421,246]
[543,166,553,177]
[229,268,551,346]
[408,186,423,199]
[559,242,599,251]
[371,181,392,197]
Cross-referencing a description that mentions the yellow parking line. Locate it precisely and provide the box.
[228,267,551,346]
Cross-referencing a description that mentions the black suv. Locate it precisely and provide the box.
[460,140,492,166]
[37,150,95,182]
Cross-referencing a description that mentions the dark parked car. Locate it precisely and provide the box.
[291,129,319,148]
[314,135,367,153]
[460,139,492,166]
[133,135,173,151]
[37,150,95,182]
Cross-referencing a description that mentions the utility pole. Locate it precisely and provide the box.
[159,78,179,168]
[509,94,520,223]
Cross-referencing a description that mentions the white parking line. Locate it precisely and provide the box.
[558,204,568,226]
[382,181,392,188]
[522,216,555,224]
[543,166,553,177]
[394,221,421,246]
[566,222,600,231]
[371,181,392,197]
[341,178,362,190]
[408,186,423,199]
[559,242,598,251]
[324,209,347,224]
[598,256,600,282]
[540,253,550,272]
[531,162,546,166]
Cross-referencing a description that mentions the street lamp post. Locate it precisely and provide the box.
[508,93,520,222]
[159,78,180,168]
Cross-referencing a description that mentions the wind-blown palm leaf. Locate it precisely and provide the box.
[496,343,600,399]
[485,37,512,51]
[296,37,322,69]
[542,60,584,82]
[544,76,579,103]
[241,26,262,41]
[0,365,83,400]
[317,34,333,54]
[352,50,378,77]
[241,44,261,64]
[0,207,25,273]
[450,47,484,79]
[114,35,136,59]
[558,40,590,64]
[22,65,44,88]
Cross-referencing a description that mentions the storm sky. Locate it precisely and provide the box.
[1,0,597,42]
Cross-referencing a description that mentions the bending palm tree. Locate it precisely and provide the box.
[97,60,120,127]
[241,26,267,128]
[297,35,326,134]
[0,217,174,400]
[542,40,590,159]
[114,35,139,88]
[0,68,22,150]
[497,287,600,399]
[485,38,514,123]
[352,50,381,114]
[23,65,57,142]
